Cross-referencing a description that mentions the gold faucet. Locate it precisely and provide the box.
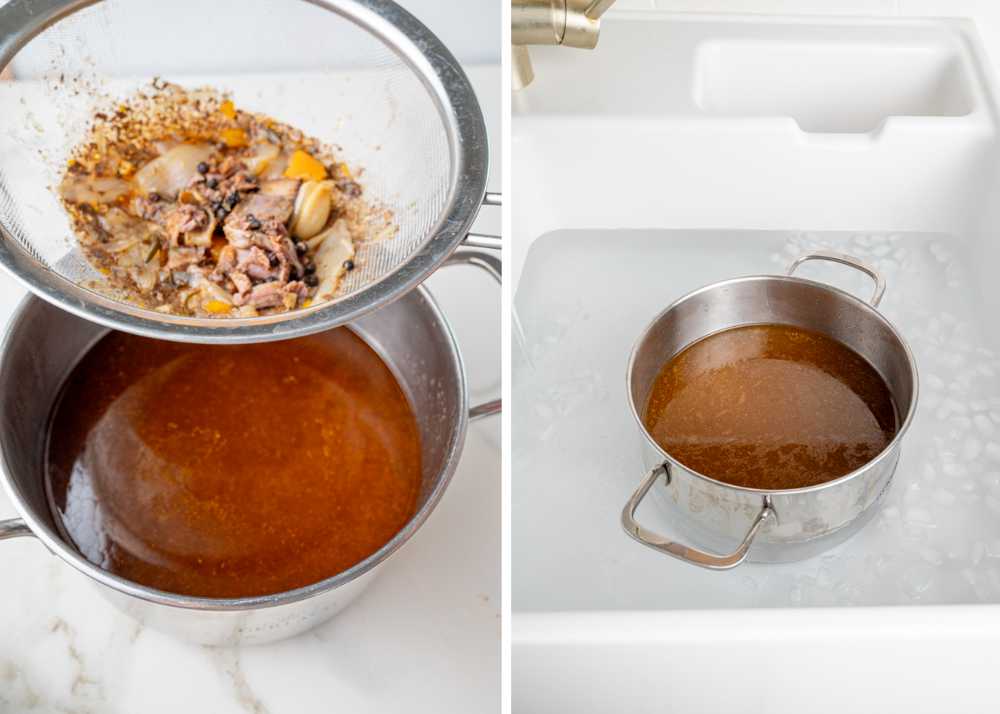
[511,0,616,89]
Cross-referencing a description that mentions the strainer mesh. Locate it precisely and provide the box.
[0,0,452,320]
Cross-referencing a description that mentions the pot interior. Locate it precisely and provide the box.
[630,275,918,480]
[0,289,465,597]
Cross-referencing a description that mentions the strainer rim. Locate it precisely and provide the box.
[0,0,489,343]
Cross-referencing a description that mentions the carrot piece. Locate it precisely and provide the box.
[209,236,228,263]
[203,300,232,315]
[220,128,248,148]
[284,150,327,181]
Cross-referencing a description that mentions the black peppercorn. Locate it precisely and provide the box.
[206,177,219,189]
[343,259,355,272]
[197,162,209,174]
[247,215,261,231]
[225,192,240,209]
[304,273,319,287]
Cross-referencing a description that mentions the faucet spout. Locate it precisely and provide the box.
[511,0,616,89]
[583,0,616,19]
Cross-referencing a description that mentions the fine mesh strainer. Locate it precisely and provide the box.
[0,0,495,342]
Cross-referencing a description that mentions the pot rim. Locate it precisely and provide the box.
[0,287,469,611]
[626,272,920,497]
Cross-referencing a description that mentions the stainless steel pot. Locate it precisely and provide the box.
[621,252,918,569]
[0,248,499,645]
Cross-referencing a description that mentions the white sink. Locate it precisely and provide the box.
[512,13,1000,712]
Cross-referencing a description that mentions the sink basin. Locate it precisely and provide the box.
[512,12,1000,712]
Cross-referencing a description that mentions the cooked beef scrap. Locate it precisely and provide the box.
[163,204,210,245]
[241,280,285,309]
[214,244,238,274]
[230,271,252,296]
[166,246,202,271]
[239,246,276,281]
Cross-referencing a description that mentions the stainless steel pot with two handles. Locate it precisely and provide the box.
[621,252,919,568]
[0,248,499,645]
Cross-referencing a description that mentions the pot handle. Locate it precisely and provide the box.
[787,250,885,308]
[464,192,501,250]
[621,464,774,570]
[441,246,501,420]
[0,517,33,541]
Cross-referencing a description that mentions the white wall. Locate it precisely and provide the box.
[611,0,1000,68]
[2,0,499,78]
[403,0,500,64]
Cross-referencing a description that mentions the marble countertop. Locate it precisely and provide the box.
[0,66,500,714]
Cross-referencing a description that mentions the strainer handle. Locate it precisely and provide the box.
[441,247,501,420]
[464,193,502,250]
[0,517,33,541]
[787,250,886,308]
[621,464,774,570]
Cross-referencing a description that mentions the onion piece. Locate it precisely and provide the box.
[303,212,345,253]
[311,219,355,300]
[58,174,131,205]
[290,180,333,240]
[260,150,291,180]
[98,208,161,253]
[134,143,213,199]
[184,212,217,248]
[185,272,235,313]
[95,209,163,291]
[127,253,160,293]
[243,142,280,176]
